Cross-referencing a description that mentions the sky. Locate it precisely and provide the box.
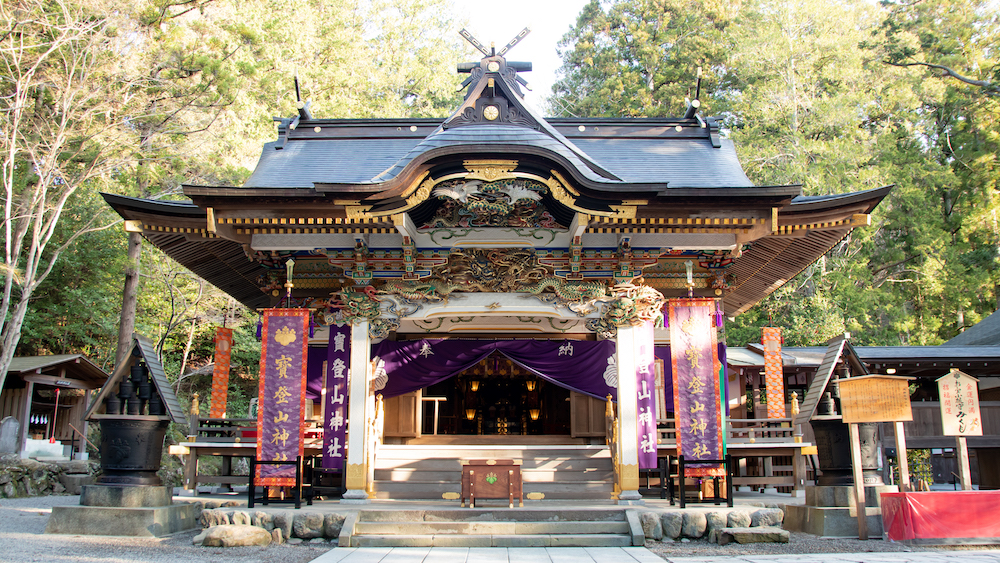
[450,0,592,113]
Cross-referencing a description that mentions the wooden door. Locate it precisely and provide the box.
[570,391,606,438]
[383,390,422,438]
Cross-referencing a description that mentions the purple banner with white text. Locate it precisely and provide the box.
[636,321,659,470]
[323,324,350,469]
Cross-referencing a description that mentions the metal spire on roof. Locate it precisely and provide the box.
[456,28,533,99]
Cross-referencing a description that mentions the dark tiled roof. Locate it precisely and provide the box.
[244,139,422,188]
[946,310,1000,346]
[369,125,622,186]
[240,123,757,191]
[571,138,753,187]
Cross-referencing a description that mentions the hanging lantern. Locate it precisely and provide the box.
[465,408,477,421]
[470,380,479,392]
[529,408,540,421]
[525,380,536,392]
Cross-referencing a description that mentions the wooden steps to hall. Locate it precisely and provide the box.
[371,443,614,500]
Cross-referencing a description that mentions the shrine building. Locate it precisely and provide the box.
[103,33,889,503]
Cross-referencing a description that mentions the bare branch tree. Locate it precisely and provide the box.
[0,0,136,390]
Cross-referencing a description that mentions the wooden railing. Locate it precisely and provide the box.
[189,417,256,442]
[653,417,804,446]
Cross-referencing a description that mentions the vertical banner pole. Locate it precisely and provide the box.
[848,422,869,540]
[894,421,910,492]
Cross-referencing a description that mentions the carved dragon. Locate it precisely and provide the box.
[328,286,382,324]
[521,277,608,303]
[377,279,463,302]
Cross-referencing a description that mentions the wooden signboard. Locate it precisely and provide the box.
[937,369,981,491]
[838,375,914,424]
[937,369,982,437]
[837,374,914,540]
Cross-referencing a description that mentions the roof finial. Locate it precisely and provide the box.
[293,73,312,121]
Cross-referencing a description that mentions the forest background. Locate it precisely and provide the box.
[2,0,998,420]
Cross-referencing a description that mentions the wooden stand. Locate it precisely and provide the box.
[461,459,523,508]
[848,422,869,540]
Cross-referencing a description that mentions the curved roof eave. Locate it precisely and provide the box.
[789,185,893,213]
[318,141,670,200]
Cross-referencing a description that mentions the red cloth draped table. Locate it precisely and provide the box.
[881,491,1000,544]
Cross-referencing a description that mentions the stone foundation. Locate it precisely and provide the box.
[0,453,97,498]
[45,485,197,537]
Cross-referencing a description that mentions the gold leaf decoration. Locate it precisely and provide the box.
[274,326,296,346]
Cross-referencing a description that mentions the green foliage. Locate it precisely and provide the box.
[556,0,1000,345]
[553,0,734,117]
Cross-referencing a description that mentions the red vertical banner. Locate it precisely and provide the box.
[668,298,724,477]
[256,309,309,486]
[209,327,233,419]
[763,327,786,419]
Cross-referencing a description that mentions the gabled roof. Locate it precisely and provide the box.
[727,344,1000,378]
[946,309,1000,346]
[101,40,890,319]
[5,354,109,389]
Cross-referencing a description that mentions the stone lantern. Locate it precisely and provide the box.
[45,334,196,537]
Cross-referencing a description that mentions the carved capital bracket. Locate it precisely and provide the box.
[463,159,518,182]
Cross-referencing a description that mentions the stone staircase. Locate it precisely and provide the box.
[371,444,614,500]
[339,508,642,548]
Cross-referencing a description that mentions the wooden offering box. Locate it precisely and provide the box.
[461,459,523,508]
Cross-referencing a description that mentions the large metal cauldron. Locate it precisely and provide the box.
[97,418,169,486]
[812,419,884,486]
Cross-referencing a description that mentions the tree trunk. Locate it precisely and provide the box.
[115,231,143,366]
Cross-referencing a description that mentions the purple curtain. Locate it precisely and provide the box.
[371,339,618,400]
[306,350,324,401]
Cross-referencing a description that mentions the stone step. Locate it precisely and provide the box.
[354,508,628,522]
[350,533,633,548]
[373,457,612,471]
[373,468,614,482]
[372,445,613,500]
[370,481,613,499]
[718,526,790,545]
[375,446,610,462]
[353,521,630,535]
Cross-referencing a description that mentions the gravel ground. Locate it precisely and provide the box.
[5,495,1000,562]
[0,495,332,563]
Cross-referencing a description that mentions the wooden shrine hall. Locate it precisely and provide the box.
[103,30,889,504]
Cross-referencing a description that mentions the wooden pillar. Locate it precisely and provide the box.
[894,421,910,492]
[792,448,807,495]
[17,381,34,457]
[342,320,371,503]
[77,390,91,459]
[956,436,973,491]
[848,422,869,540]
[614,325,643,504]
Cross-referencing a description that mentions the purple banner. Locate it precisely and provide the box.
[323,324,350,469]
[256,309,309,486]
[636,322,658,470]
[668,298,724,477]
